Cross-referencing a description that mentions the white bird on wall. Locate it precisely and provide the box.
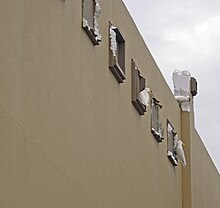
[175,139,187,168]
[139,87,151,107]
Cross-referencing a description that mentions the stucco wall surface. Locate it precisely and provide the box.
[0,0,219,208]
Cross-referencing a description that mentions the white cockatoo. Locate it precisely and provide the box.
[175,139,187,168]
[139,87,151,107]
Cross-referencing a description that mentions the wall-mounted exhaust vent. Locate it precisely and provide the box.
[172,70,191,112]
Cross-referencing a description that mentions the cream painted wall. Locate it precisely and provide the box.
[0,0,219,207]
[191,129,220,207]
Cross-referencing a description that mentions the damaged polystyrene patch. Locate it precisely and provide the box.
[151,128,160,136]
[167,151,173,156]
[82,0,101,42]
[158,120,164,138]
[167,151,178,166]
[152,124,163,139]
[168,123,173,133]
[110,26,117,57]
[172,70,191,112]
[82,18,91,30]
[94,0,102,41]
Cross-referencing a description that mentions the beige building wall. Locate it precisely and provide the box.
[191,128,220,207]
[181,100,220,208]
[0,0,219,207]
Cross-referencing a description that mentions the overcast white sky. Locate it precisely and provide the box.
[123,0,220,173]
